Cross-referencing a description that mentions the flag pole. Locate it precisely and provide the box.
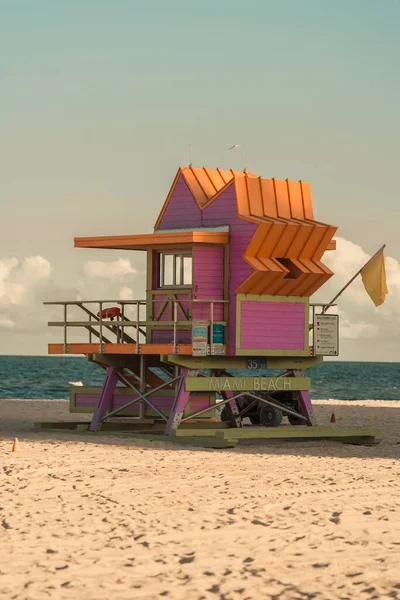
[322,244,386,314]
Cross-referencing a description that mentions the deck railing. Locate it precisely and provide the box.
[44,297,229,354]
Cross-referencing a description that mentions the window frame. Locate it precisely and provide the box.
[157,251,193,288]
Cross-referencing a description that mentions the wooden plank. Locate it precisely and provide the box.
[215,426,382,442]
[165,436,237,448]
[48,426,237,448]
[165,355,323,369]
[171,427,227,437]
[48,321,147,327]
[34,421,89,430]
[48,343,194,356]
[185,376,311,392]
[326,239,336,251]
[235,349,309,357]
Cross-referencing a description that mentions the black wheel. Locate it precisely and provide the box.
[249,414,261,424]
[288,414,305,426]
[220,406,231,422]
[258,404,283,427]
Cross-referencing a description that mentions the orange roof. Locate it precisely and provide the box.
[154,167,337,297]
[233,174,337,295]
[74,230,229,251]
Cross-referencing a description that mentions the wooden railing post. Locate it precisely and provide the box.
[173,301,177,355]
[210,301,214,353]
[136,301,140,354]
[99,301,103,353]
[63,304,67,353]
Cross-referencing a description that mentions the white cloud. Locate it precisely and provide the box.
[337,309,379,340]
[0,316,15,328]
[314,237,399,344]
[84,258,136,279]
[22,255,52,280]
[0,257,26,305]
[0,253,145,351]
[119,286,134,300]
[0,255,79,335]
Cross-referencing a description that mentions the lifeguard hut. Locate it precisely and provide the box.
[44,167,381,446]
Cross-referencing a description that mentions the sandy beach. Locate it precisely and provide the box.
[1,399,399,600]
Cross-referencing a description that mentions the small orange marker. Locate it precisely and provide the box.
[330,413,336,424]
[12,438,20,452]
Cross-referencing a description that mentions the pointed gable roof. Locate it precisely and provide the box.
[154,166,257,229]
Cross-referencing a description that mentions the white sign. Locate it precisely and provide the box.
[211,346,226,355]
[192,344,207,356]
[314,314,339,356]
[192,321,209,356]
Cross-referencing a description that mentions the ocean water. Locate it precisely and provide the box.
[0,356,399,401]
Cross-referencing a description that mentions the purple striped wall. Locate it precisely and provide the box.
[192,246,224,321]
[240,301,305,350]
[156,175,202,230]
[201,184,257,354]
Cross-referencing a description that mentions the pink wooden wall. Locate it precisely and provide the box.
[156,181,258,355]
[201,186,257,354]
[192,246,224,321]
[240,301,305,350]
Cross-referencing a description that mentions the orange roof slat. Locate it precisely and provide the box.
[204,167,227,191]
[246,176,264,217]
[273,179,292,220]
[234,173,252,216]
[257,221,287,258]
[286,223,315,258]
[260,178,278,218]
[287,180,305,220]
[245,223,272,259]
[300,181,314,220]
[313,226,338,260]
[272,222,302,257]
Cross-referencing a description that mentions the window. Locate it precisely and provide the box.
[158,252,192,287]
[276,258,302,280]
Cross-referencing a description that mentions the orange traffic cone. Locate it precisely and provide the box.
[330,413,336,424]
[12,437,20,452]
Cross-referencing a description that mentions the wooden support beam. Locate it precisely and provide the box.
[165,355,323,369]
[215,426,382,444]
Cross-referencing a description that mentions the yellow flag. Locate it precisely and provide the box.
[361,249,388,306]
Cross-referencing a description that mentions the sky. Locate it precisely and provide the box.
[1,0,400,360]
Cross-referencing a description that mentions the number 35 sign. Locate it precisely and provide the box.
[246,358,267,370]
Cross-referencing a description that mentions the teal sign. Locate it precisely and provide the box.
[212,324,224,345]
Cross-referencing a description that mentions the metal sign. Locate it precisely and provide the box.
[314,314,339,356]
[211,346,226,355]
[192,321,208,357]
[212,323,224,345]
[246,357,267,370]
